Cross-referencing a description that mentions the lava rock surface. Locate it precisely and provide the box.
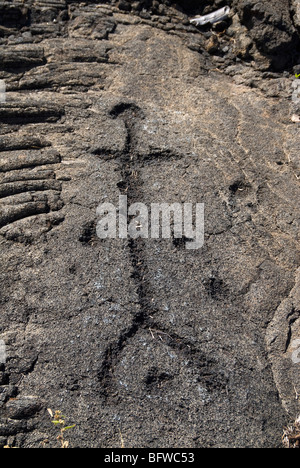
[0,0,300,448]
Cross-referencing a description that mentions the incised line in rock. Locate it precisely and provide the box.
[96,103,226,402]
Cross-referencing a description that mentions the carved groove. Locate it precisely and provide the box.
[97,103,227,402]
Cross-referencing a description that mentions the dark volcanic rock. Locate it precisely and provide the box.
[0,0,299,449]
[233,0,300,70]
[5,396,42,420]
[0,1,29,28]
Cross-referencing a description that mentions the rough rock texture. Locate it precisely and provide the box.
[0,0,300,448]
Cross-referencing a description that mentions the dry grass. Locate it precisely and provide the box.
[45,409,76,449]
[283,416,300,448]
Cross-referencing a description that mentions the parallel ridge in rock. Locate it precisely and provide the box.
[0,103,64,125]
[0,148,64,239]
